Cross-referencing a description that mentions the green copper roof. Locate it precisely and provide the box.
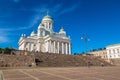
[43,14,52,19]
[59,27,66,34]
[60,27,64,31]
[31,30,35,34]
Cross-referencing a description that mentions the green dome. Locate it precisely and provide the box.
[59,27,66,35]
[60,28,64,32]
[31,30,36,36]
[43,15,52,19]
[31,31,35,34]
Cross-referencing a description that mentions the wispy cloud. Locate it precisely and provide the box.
[0,5,48,31]
[0,2,79,32]
[0,6,46,44]
[58,4,79,16]
[51,3,63,13]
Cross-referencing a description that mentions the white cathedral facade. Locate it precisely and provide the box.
[18,13,71,55]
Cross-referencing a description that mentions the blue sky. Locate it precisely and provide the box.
[0,0,120,53]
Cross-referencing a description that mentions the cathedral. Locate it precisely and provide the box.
[18,13,71,55]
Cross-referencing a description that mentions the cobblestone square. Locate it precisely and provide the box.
[1,66,120,80]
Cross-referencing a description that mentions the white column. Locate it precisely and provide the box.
[66,43,68,55]
[29,43,31,51]
[49,40,51,53]
[22,43,25,50]
[50,23,52,29]
[69,43,71,55]
[27,43,30,51]
[53,41,55,53]
[46,23,47,29]
[57,42,59,54]
[48,41,49,53]
[47,41,49,52]
[62,43,64,54]
[37,42,40,52]
[47,23,49,29]
[44,22,46,29]
[51,41,53,53]
[31,43,34,51]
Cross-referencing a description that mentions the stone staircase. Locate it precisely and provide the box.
[0,53,35,67]
[0,50,112,67]
[34,52,112,67]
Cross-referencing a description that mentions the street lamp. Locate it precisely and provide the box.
[81,34,90,53]
[81,34,91,67]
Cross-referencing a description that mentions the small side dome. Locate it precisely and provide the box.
[59,27,66,35]
[21,34,24,37]
[21,34,26,38]
[30,31,36,36]
[19,34,26,41]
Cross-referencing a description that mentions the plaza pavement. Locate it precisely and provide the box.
[0,66,120,80]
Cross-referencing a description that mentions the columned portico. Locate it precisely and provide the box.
[46,41,71,55]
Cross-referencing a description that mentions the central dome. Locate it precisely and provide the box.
[40,12,54,31]
[42,13,53,21]
[42,14,52,20]
[43,15,52,19]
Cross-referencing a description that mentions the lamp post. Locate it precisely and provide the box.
[81,34,90,54]
[81,34,91,67]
